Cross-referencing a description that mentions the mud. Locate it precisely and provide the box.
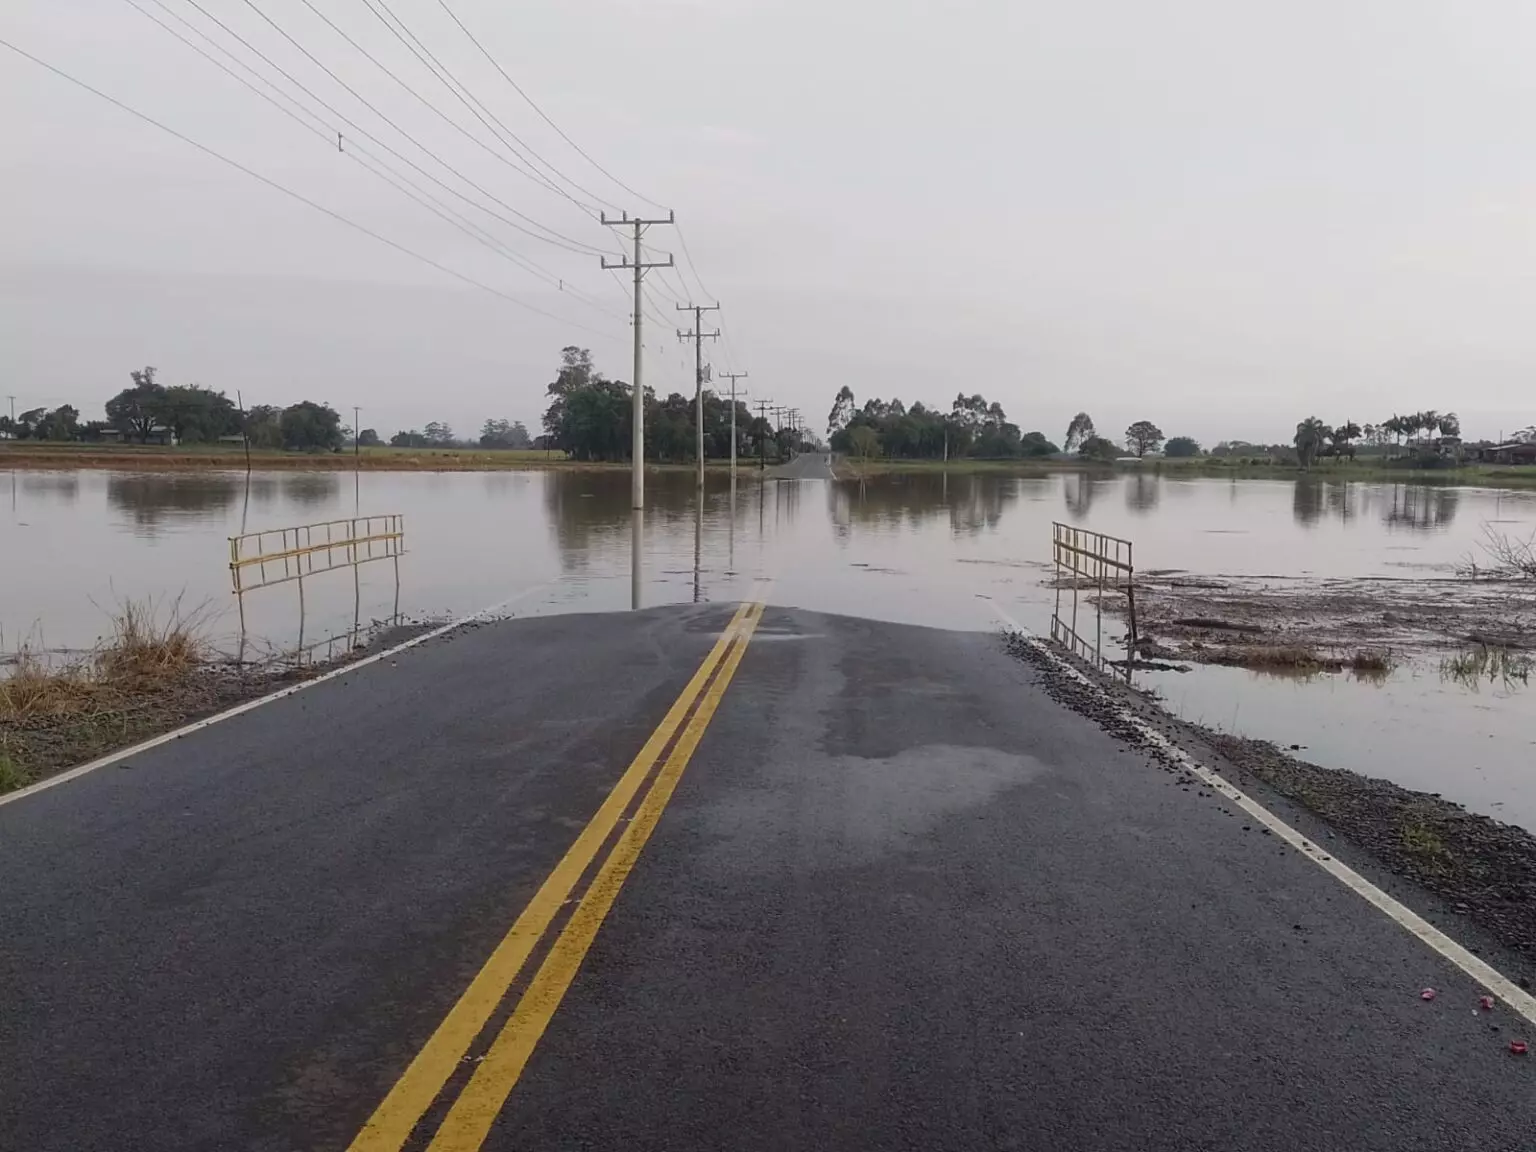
[1123,573,1536,667]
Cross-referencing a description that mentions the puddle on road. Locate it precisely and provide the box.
[4,466,1534,829]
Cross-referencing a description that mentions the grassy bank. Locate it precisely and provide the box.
[1130,455,1536,488]
[0,442,798,473]
[0,442,579,471]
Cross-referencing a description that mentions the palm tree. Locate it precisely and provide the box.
[1294,417,1330,469]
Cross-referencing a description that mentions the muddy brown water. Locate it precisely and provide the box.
[4,467,1534,827]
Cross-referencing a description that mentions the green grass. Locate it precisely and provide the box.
[0,751,28,794]
[1131,456,1536,488]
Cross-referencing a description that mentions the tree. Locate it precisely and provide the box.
[1064,412,1096,453]
[1124,420,1165,458]
[423,421,455,446]
[1294,416,1330,469]
[106,367,166,442]
[848,425,881,459]
[358,428,381,447]
[479,418,532,449]
[1164,436,1201,458]
[1078,435,1120,463]
[279,401,343,451]
[33,405,80,441]
[390,429,430,448]
[244,405,283,449]
[158,384,238,443]
[827,385,855,438]
[1437,412,1460,438]
[1019,431,1059,457]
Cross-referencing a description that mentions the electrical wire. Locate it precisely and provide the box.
[169,0,598,260]
[290,0,594,219]
[358,0,624,217]
[434,0,671,214]
[0,36,618,339]
[232,0,611,256]
[127,0,625,320]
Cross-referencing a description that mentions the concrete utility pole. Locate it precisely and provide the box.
[720,371,748,478]
[600,211,675,510]
[353,406,361,458]
[676,303,720,490]
[755,399,773,471]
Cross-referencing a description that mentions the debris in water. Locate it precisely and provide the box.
[1479,995,1495,1011]
[1420,988,1437,1001]
[1510,1040,1528,1056]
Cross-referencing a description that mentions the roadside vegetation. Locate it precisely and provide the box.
[0,598,210,792]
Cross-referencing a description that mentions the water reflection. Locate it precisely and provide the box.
[1063,473,1110,518]
[827,472,1021,535]
[1381,483,1459,531]
[108,473,242,526]
[18,474,80,503]
[1125,472,1160,515]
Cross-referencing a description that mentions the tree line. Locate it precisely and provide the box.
[539,346,806,462]
[0,366,536,453]
[827,388,1059,459]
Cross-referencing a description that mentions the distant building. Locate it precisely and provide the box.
[1475,440,1536,465]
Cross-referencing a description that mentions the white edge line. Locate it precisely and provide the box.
[0,584,552,810]
[990,602,1536,1027]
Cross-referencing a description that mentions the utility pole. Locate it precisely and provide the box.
[720,371,748,478]
[676,303,720,490]
[755,399,772,471]
[600,210,675,510]
[353,406,361,459]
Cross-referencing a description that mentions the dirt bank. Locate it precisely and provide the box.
[1003,631,1536,971]
[1122,572,1535,667]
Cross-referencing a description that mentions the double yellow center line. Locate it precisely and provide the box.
[348,601,766,1152]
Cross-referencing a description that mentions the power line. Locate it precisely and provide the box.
[433,0,671,214]
[358,0,623,217]
[232,0,610,256]
[125,0,623,321]
[0,36,617,339]
[292,0,596,218]
[169,0,602,260]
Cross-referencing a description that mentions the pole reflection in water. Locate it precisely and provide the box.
[694,494,703,604]
[630,508,644,611]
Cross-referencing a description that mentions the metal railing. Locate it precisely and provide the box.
[228,515,405,660]
[1050,521,1137,677]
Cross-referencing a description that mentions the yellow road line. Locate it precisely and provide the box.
[347,602,759,1152]
[425,601,766,1151]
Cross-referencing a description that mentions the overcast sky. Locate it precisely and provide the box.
[5,0,1536,446]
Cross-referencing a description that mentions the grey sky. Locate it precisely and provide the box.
[5,0,1535,446]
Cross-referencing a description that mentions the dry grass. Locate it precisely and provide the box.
[0,596,207,724]
[1214,645,1328,669]
[1349,650,1394,673]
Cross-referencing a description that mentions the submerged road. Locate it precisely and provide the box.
[2,603,1533,1150]
[765,451,839,480]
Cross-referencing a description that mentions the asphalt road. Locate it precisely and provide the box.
[2,604,1532,1150]
[766,452,839,480]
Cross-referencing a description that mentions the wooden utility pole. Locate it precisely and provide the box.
[676,303,720,490]
[720,370,748,478]
[600,211,674,509]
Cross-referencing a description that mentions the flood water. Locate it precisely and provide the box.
[4,467,1535,828]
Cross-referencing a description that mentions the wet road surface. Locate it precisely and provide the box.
[3,601,1534,1150]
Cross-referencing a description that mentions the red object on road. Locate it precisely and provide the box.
[1479,996,1495,1011]
[1511,1041,1529,1056]
[1420,988,1437,1000]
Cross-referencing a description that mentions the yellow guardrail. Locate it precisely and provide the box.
[1050,521,1137,676]
[228,515,406,660]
